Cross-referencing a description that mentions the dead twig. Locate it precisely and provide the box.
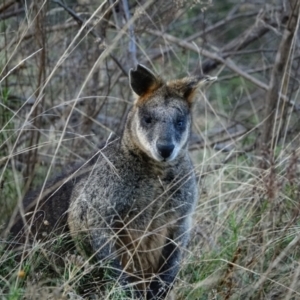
[189,128,248,151]
[146,29,300,111]
[260,0,300,151]
[0,7,24,20]
[0,0,16,14]
[186,11,259,42]
[51,0,103,42]
[199,12,277,74]
[23,2,47,192]
[51,0,128,77]
[122,0,137,67]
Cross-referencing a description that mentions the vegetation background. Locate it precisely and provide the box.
[1,0,300,299]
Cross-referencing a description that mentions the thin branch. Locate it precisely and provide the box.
[200,16,273,74]
[0,0,16,14]
[51,0,103,42]
[260,0,300,151]
[122,0,137,67]
[146,28,268,87]
[189,129,248,151]
[0,7,24,20]
[51,0,128,77]
[146,29,300,111]
[186,11,259,42]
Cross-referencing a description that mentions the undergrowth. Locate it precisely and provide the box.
[1,0,300,299]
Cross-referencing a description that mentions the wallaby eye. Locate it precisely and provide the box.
[144,116,152,124]
[177,119,184,128]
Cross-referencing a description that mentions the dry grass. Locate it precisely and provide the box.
[1,0,300,299]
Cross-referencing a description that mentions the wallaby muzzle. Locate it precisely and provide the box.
[157,142,175,159]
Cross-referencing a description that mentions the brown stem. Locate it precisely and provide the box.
[24,1,47,191]
[260,0,300,152]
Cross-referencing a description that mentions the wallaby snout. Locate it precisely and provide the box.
[157,142,175,159]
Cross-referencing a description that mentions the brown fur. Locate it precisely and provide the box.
[136,79,164,104]
[167,75,217,105]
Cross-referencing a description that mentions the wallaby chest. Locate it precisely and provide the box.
[89,156,184,224]
[70,150,194,278]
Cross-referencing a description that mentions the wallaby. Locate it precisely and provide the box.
[8,64,216,299]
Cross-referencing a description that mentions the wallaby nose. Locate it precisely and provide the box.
[157,143,175,159]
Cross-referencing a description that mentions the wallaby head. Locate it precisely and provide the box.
[125,64,216,162]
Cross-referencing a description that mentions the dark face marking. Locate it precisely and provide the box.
[135,95,191,161]
[139,102,188,137]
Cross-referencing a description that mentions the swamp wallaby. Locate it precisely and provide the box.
[9,64,216,299]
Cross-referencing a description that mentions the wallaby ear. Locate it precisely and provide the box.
[168,75,217,105]
[129,64,162,97]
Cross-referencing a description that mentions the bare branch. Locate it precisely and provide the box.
[51,0,104,42]
[122,0,138,67]
[260,0,300,151]
[200,14,276,73]
[0,0,16,14]
[0,7,24,20]
[146,28,268,88]
[146,29,300,111]
[186,10,259,42]
[51,0,128,77]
